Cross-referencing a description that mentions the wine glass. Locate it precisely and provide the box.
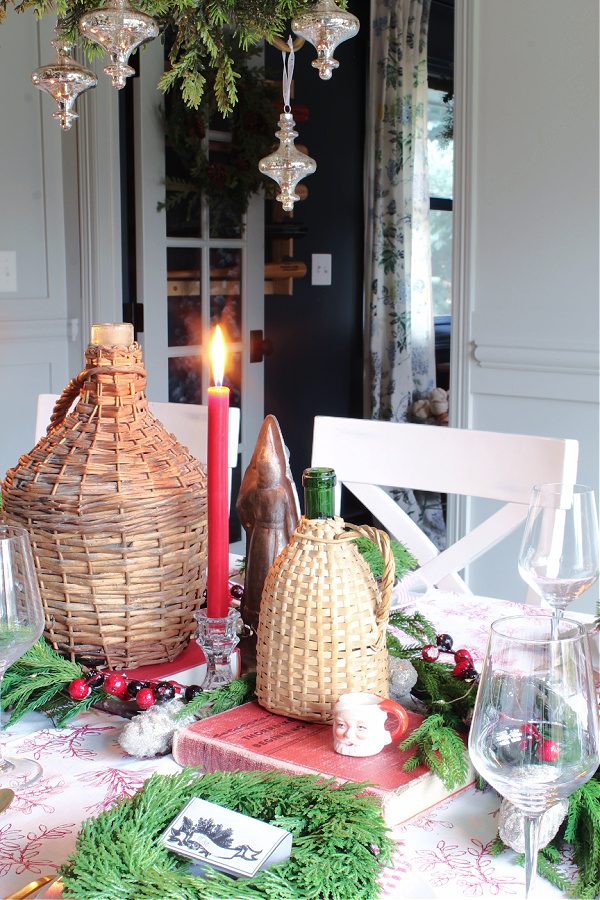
[0,524,46,788]
[468,615,599,897]
[518,483,599,618]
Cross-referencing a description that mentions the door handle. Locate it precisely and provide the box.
[250,330,273,363]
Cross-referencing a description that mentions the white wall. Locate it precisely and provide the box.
[456,0,599,612]
[0,16,77,478]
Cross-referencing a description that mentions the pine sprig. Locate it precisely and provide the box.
[354,537,418,583]
[175,672,256,720]
[1,637,84,726]
[398,713,469,790]
[561,772,600,897]
[60,769,393,900]
[410,657,478,729]
[388,609,437,647]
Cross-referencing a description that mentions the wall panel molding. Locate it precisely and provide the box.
[0,318,79,343]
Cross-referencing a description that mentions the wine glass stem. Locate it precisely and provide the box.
[524,815,540,898]
[0,668,10,773]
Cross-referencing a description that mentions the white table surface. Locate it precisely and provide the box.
[2,587,593,899]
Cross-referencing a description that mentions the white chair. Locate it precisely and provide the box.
[35,395,241,506]
[311,416,579,595]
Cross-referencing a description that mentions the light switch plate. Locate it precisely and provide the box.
[311,253,332,286]
[0,251,17,292]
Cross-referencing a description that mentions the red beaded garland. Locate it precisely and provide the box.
[453,648,472,663]
[421,644,440,662]
[68,678,91,700]
[135,687,156,709]
[103,673,128,697]
[521,723,540,739]
[452,658,472,678]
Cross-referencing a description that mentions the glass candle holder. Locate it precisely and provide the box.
[194,608,240,689]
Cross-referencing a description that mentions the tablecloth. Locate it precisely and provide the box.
[1,590,588,899]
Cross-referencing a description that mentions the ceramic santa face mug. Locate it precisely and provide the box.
[333,692,409,758]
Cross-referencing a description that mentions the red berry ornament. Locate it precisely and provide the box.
[537,740,560,762]
[421,644,440,662]
[136,687,156,709]
[452,658,472,678]
[436,634,454,652]
[454,648,472,664]
[68,678,91,700]
[104,673,128,697]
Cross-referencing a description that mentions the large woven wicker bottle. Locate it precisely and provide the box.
[256,467,394,722]
[2,323,207,669]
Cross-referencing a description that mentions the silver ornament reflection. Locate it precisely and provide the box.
[79,0,158,90]
[498,797,569,853]
[259,112,316,212]
[292,0,360,81]
[31,35,97,131]
[388,657,418,699]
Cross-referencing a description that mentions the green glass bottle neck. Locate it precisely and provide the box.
[303,467,336,520]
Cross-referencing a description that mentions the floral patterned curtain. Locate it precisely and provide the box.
[365,0,445,549]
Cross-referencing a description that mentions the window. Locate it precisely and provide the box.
[428,87,454,318]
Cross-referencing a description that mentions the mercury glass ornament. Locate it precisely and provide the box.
[31,35,97,131]
[292,0,360,81]
[498,797,569,853]
[79,0,158,89]
[259,112,316,212]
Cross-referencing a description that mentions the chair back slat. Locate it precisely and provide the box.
[311,416,579,596]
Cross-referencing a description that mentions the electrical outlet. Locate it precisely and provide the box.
[311,253,332,286]
[0,251,17,292]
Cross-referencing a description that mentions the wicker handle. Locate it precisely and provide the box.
[47,363,148,435]
[341,522,395,644]
[48,373,86,433]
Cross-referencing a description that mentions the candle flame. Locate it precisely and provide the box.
[210,325,226,387]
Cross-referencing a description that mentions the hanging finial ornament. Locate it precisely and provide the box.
[292,0,359,80]
[259,39,316,212]
[79,0,158,89]
[31,31,97,131]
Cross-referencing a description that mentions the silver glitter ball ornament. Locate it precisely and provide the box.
[498,798,568,853]
[292,0,360,81]
[259,112,316,212]
[79,0,158,89]
[388,657,418,699]
[119,698,196,758]
[32,34,97,131]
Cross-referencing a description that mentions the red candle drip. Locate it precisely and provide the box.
[207,327,230,618]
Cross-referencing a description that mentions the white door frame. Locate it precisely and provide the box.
[446,0,474,549]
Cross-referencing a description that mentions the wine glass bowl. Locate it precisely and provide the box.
[468,615,599,896]
[0,524,46,788]
[518,483,599,616]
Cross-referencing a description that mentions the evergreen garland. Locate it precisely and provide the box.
[1,638,90,727]
[0,638,256,728]
[59,769,394,900]
[161,61,278,230]
[0,0,326,114]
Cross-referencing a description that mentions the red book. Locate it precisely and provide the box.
[172,702,474,826]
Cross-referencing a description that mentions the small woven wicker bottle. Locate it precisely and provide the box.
[256,467,394,722]
[2,323,207,669]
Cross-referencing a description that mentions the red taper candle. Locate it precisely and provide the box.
[207,325,230,618]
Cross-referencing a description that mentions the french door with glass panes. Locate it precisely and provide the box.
[133,41,265,549]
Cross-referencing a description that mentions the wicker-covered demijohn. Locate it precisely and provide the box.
[256,516,395,722]
[2,325,207,669]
